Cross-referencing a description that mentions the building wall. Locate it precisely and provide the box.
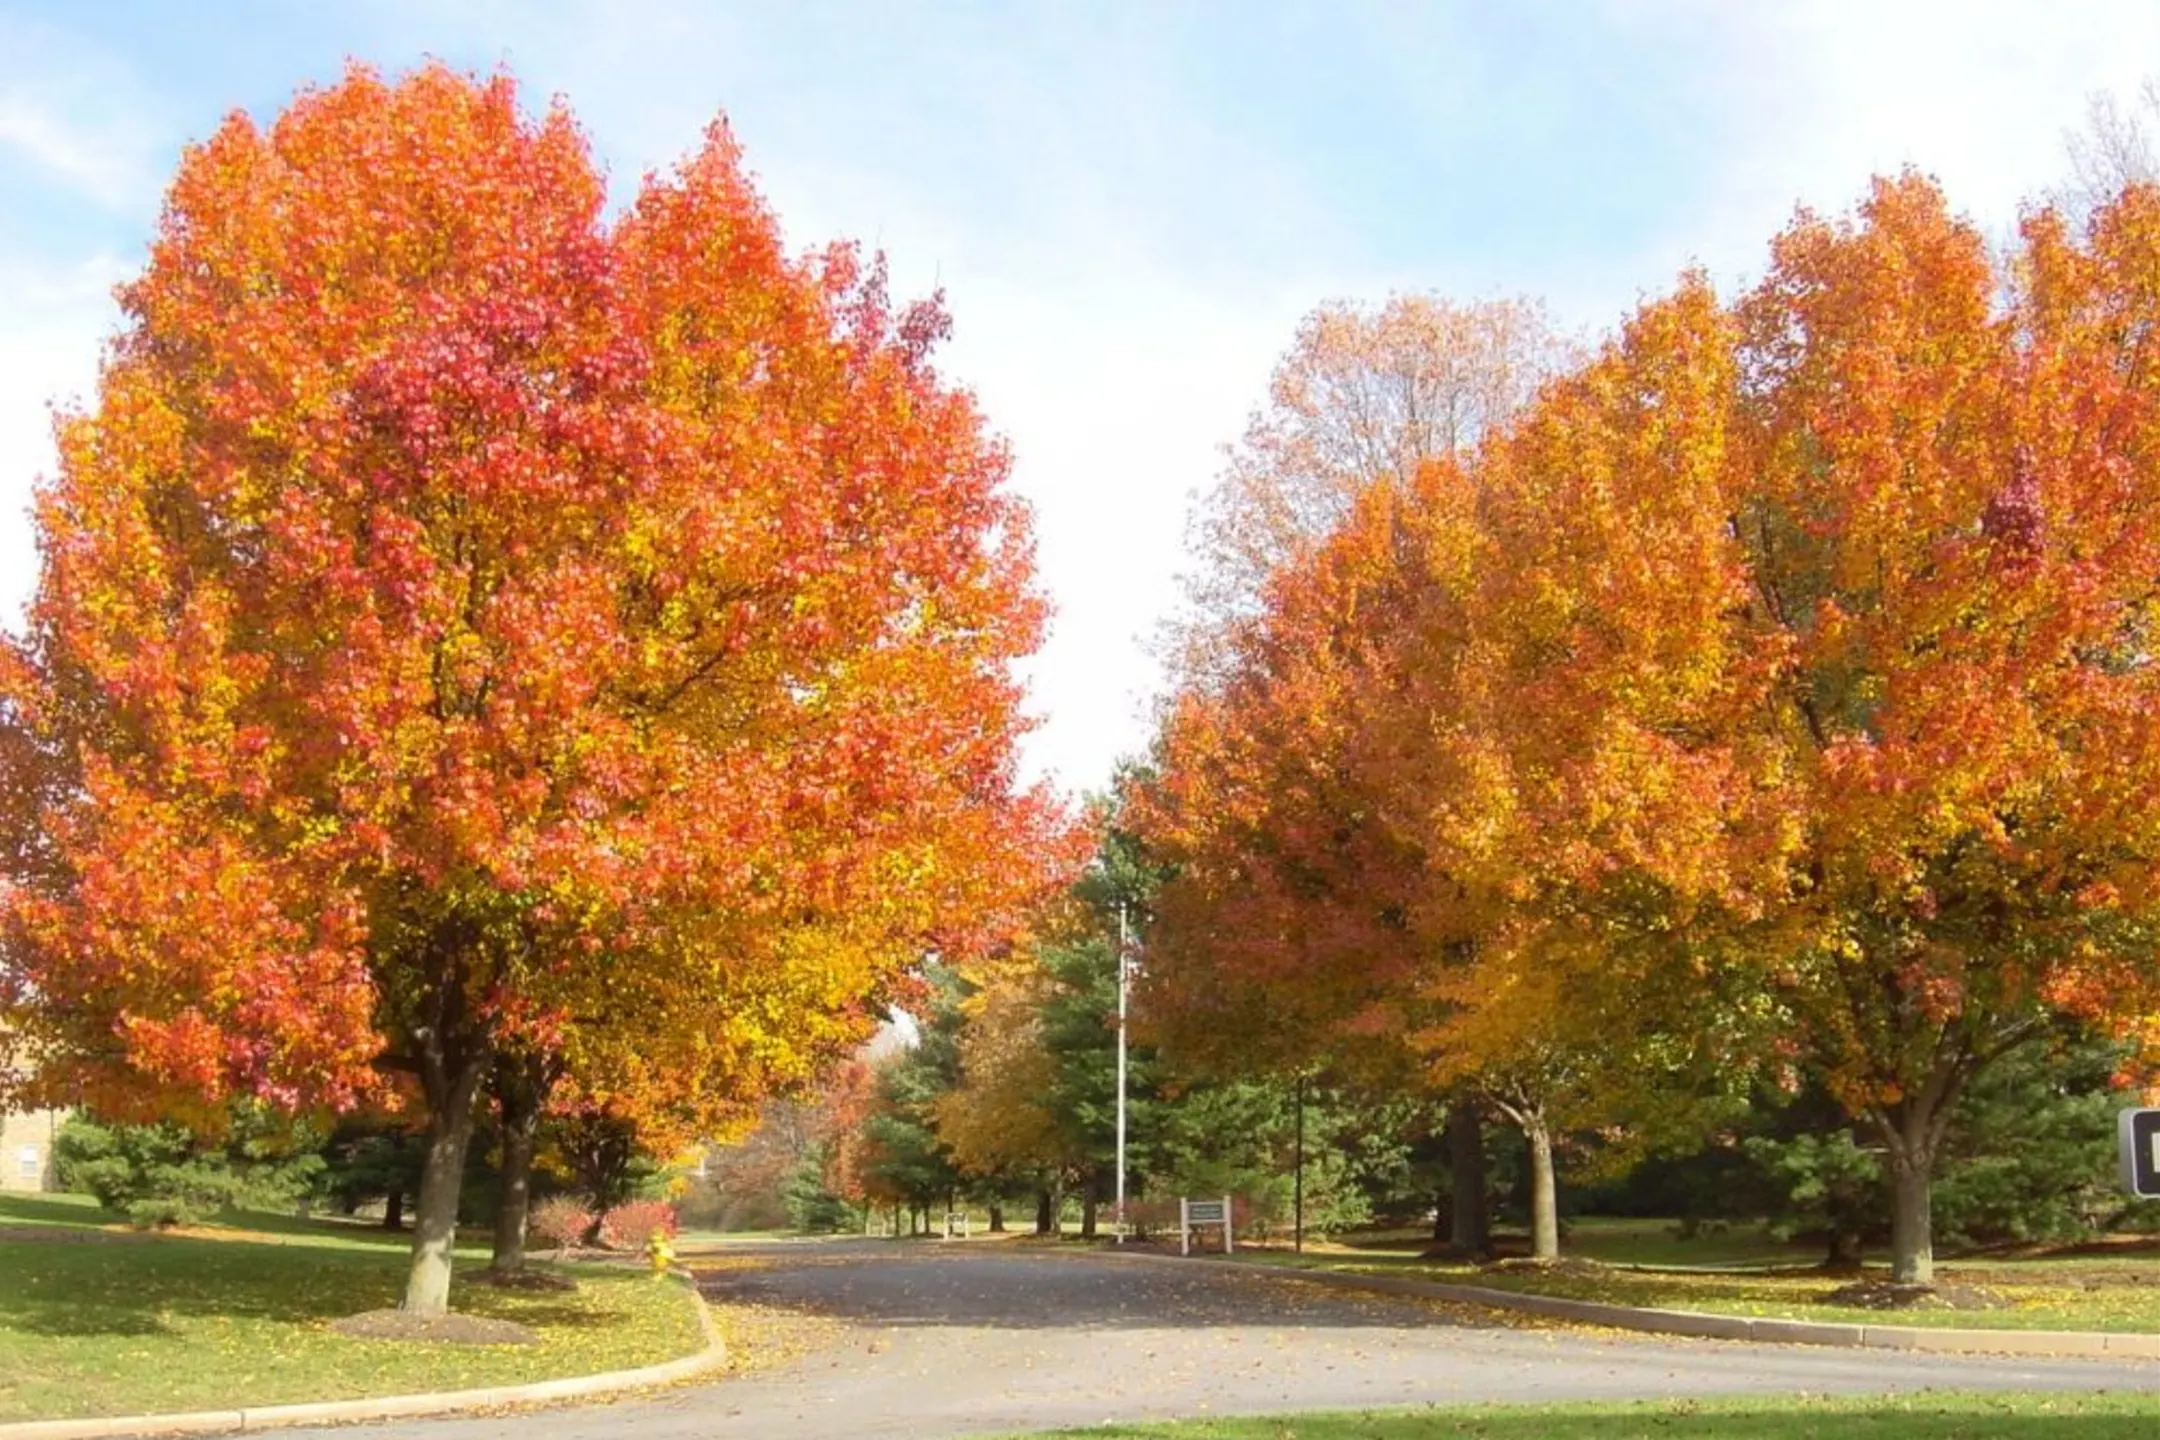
[0,1107,66,1193]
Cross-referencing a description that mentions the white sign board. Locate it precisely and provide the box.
[1179,1196,1234,1256]
[2120,1108,2160,1199]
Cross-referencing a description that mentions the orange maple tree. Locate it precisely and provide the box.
[0,64,1061,1313]
[1140,471,1451,1081]
[1141,173,2160,1285]
[1400,278,1781,1260]
[1139,300,1603,1256]
[1142,293,1561,1083]
[1695,175,2160,1282]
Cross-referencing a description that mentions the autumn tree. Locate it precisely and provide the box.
[694,1092,826,1231]
[1144,481,1436,1052]
[1401,275,1780,1257]
[1144,168,2160,1286]
[1141,462,1528,1247]
[1417,175,2160,1283]
[2062,78,2160,217]
[1169,294,1564,688]
[694,1048,889,1234]
[486,912,906,1271]
[811,1055,885,1228]
[854,965,972,1231]
[869,779,1166,1238]
[1147,295,1570,1252]
[0,65,1059,1314]
[933,963,1076,1229]
[1699,174,2160,1282]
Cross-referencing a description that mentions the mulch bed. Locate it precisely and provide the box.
[1822,1279,2009,1311]
[464,1267,580,1293]
[329,1310,539,1345]
[1483,1255,1615,1279]
[1945,1263,2160,1289]
[1964,1233,2160,1262]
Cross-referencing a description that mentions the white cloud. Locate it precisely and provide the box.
[0,97,140,210]
[0,255,123,628]
[0,13,163,210]
[1639,0,2160,294]
[0,15,157,627]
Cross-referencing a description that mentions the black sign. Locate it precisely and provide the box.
[2120,1108,2160,1199]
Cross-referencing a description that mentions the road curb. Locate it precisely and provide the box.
[1105,1250,2160,1360]
[0,1269,726,1440]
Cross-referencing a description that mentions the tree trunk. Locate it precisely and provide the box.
[1886,1147,1934,1284]
[1878,1110,1942,1286]
[488,1054,546,1273]
[987,1203,1004,1233]
[492,1122,535,1270]
[382,1190,404,1231]
[401,1055,486,1316]
[1524,1118,1559,1261]
[1080,1183,1098,1239]
[571,1117,638,1238]
[1035,1188,1054,1235]
[1871,1045,1983,1288]
[1447,1101,1490,1259]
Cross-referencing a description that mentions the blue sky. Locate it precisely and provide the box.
[4,1,2157,794]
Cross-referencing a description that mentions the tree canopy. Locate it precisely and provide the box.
[0,63,1066,1313]
[1135,172,2160,1283]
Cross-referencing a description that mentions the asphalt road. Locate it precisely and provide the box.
[283,1239,2160,1440]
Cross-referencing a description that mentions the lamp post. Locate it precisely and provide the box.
[1294,1071,1306,1254]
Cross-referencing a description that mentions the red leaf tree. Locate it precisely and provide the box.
[1,65,1061,1313]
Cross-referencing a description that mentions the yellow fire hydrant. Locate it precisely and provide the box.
[645,1228,675,1278]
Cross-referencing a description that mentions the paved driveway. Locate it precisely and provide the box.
[282,1240,2160,1440]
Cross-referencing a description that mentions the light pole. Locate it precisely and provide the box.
[1294,1071,1305,1254]
[1114,902,1130,1244]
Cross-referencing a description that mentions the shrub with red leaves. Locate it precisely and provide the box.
[529,1195,594,1251]
[599,1198,679,1249]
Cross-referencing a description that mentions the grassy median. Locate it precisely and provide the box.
[0,1193,704,1423]
[1231,1217,2160,1333]
[1011,1392,2160,1438]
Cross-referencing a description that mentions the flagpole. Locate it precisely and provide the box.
[1115,902,1129,1244]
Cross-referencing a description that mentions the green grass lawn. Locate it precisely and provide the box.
[676,1227,799,1244]
[0,1192,705,1423]
[1451,1265,2160,1332]
[1551,1216,1822,1270]
[1289,1218,1810,1270]
[1231,1218,2160,1332]
[1003,1392,2160,1439]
